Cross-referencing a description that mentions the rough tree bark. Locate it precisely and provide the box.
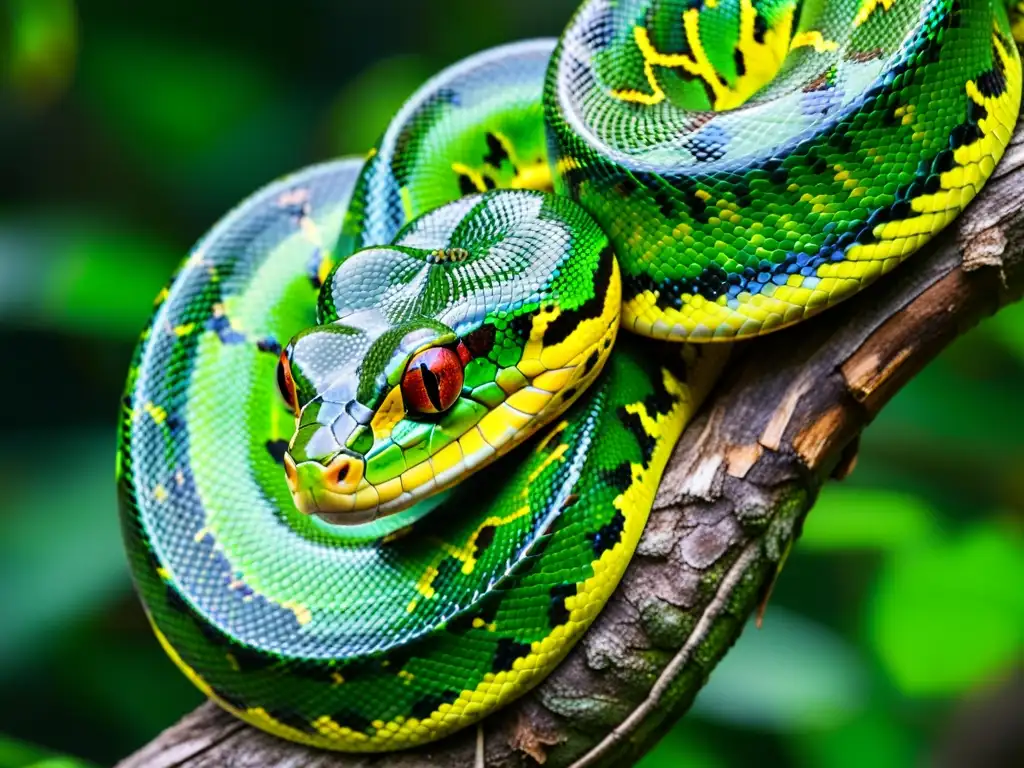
[117,125,1024,768]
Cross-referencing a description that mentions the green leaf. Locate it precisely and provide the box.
[637,723,724,768]
[691,608,868,731]
[789,708,919,768]
[0,734,46,768]
[866,522,1024,696]
[799,487,938,551]
[0,431,130,672]
[985,300,1024,363]
[0,733,96,768]
[1,0,77,109]
[860,326,1024,458]
[0,218,176,338]
[79,32,275,169]
[52,624,204,745]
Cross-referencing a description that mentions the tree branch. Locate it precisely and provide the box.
[116,123,1024,768]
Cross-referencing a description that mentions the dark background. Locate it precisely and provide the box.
[1,1,1021,766]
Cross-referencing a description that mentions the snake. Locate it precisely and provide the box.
[117,0,1022,753]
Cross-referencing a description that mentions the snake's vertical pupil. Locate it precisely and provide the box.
[277,352,298,414]
[401,347,465,414]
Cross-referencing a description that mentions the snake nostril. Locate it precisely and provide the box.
[332,461,350,486]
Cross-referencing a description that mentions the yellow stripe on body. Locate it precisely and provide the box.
[447,133,552,197]
[612,0,795,111]
[517,258,621,374]
[406,496,537,612]
[153,620,369,746]
[490,130,554,192]
[625,283,835,340]
[450,162,489,193]
[843,28,1021,266]
[790,31,838,54]
[853,0,896,28]
[508,161,553,191]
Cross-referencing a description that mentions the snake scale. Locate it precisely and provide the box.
[117,0,1022,753]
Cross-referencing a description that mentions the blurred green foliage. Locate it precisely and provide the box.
[0,1,1021,766]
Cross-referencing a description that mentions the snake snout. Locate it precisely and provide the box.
[283,451,366,517]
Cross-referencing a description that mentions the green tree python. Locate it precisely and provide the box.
[117,0,1023,753]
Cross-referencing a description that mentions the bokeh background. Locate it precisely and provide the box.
[1,1,1022,766]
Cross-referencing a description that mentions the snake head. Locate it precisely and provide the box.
[279,311,459,524]
[280,190,621,525]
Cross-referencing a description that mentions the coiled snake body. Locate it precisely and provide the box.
[118,0,1022,752]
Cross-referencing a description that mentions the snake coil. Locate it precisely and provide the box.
[118,0,1021,752]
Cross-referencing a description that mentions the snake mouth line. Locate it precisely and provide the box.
[285,455,438,526]
[286,418,513,526]
[291,455,450,526]
[305,379,609,525]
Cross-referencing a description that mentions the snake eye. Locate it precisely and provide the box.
[277,352,298,414]
[401,347,464,414]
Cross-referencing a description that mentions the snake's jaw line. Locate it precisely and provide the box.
[312,507,379,527]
